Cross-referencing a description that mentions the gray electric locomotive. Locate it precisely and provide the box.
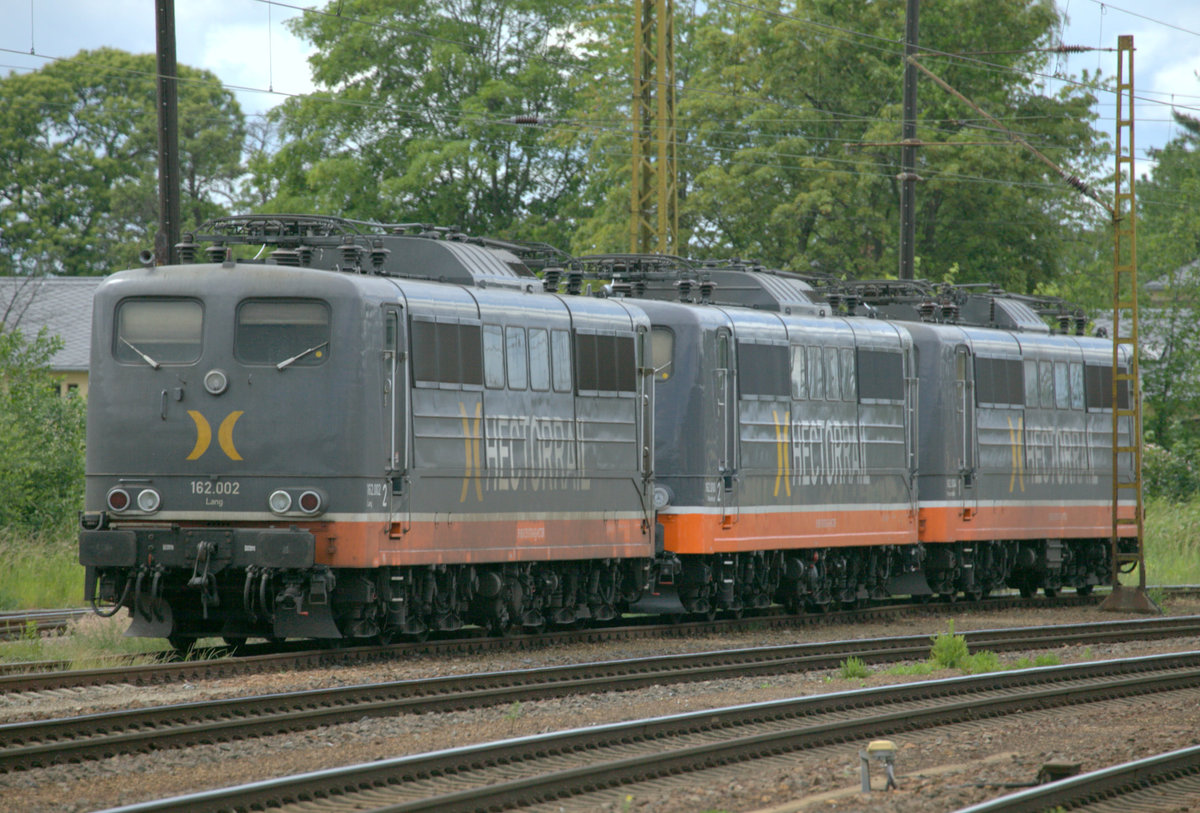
[599,260,1135,609]
[79,216,655,647]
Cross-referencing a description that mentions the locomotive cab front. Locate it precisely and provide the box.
[79,263,385,647]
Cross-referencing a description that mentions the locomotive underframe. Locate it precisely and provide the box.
[82,521,657,645]
[82,525,1120,647]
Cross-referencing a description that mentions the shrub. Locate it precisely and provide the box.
[961,650,1002,674]
[1143,443,1200,502]
[929,621,970,670]
[839,656,871,679]
[0,327,86,531]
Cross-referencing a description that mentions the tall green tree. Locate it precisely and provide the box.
[1134,112,1200,448]
[268,0,591,247]
[0,48,246,275]
[568,0,1106,292]
[0,326,85,530]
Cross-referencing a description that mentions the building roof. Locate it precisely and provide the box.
[0,276,103,372]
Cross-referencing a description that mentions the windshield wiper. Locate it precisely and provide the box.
[119,337,161,369]
[276,341,329,371]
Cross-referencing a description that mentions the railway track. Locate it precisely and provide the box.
[0,592,1108,691]
[94,651,1200,813]
[4,616,1200,776]
[0,608,90,641]
[958,744,1200,812]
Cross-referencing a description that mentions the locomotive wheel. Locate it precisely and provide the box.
[1018,585,1035,598]
[221,636,248,650]
[1044,587,1059,599]
[1075,585,1093,596]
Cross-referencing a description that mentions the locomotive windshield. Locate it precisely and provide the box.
[235,299,330,367]
[114,298,203,365]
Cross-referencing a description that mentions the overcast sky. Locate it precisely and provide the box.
[1,0,1197,168]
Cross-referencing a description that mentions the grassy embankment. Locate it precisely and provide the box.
[1,496,1199,662]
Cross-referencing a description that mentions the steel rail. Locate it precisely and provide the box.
[93,652,1200,813]
[0,594,1179,695]
[955,744,1200,813]
[0,608,90,641]
[5,619,1200,774]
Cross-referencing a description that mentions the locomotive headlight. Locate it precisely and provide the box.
[268,490,292,514]
[136,488,161,513]
[297,490,323,515]
[107,487,131,512]
[203,368,229,395]
[652,485,673,511]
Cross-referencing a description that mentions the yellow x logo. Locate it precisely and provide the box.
[186,410,244,461]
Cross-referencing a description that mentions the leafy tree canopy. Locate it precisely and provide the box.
[566,0,1107,292]
[269,0,592,248]
[1131,112,1200,448]
[0,48,246,275]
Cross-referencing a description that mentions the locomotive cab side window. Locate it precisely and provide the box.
[973,356,1022,408]
[737,342,789,399]
[1038,360,1055,408]
[650,327,674,381]
[1023,360,1039,408]
[236,299,330,367]
[806,346,824,400]
[506,326,528,391]
[1069,362,1085,409]
[789,346,806,399]
[1054,361,1070,409]
[410,318,483,388]
[114,298,203,365]
[857,349,904,403]
[551,329,572,392]
[1084,363,1132,412]
[824,346,841,401]
[483,325,506,388]
[529,328,550,391]
[576,331,637,394]
[840,347,856,401]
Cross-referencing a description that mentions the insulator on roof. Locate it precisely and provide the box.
[176,234,199,263]
[270,248,301,267]
[369,239,390,272]
[341,236,363,270]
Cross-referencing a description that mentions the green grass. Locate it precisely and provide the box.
[838,656,870,679]
[0,526,84,611]
[0,613,169,669]
[1144,497,1200,585]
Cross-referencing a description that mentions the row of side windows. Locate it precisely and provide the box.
[737,341,905,404]
[975,356,1130,411]
[414,318,636,395]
